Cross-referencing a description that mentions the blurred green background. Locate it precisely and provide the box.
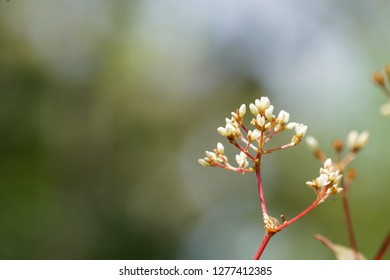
[0,0,389,260]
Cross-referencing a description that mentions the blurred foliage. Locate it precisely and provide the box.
[0,0,389,259]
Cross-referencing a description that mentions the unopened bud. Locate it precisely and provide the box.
[347,168,357,181]
[217,142,224,154]
[249,103,259,115]
[239,104,246,117]
[332,138,344,153]
[198,158,210,167]
[373,71,385,87]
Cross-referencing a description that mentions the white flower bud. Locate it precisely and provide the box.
[255,99,261,109]
[217,142,224,154]
[225,123,235,135]
[306,136,319,151]
[306,181,316,188]
[217,127,227,136]
[380,102,390,116]
[295,123,308,137]
[347,130,369,151]
[264,105,274,121]
[335,174,343,185]
[249,103,259,115]
[235,151,249,168]
[256,114,266,127]
[347,130,358,149]
[248,129,261,141]
[259,96,271,111]
[326,186,343,195]
[307,158,343,195]
[198,158,210,167]
[277,110,290,123]
[205,151,216,159]
[285,122,296,130]
[324,158,332,170]
[239,104,246,117]
[247,130,253,141]
[357,131,369,147]
[317,174,330,188]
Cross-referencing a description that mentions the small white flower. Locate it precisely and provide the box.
[307,158,343,195]
[251,97,272,115]
[295,123,308,137]
[198,158,210,167]
[205,151,217,160]
[225,117,235,125]
[306,181,316,188]
[235,151,249,168]
[277,110,290,124]
[249,103,259,115]
[334,173,343,185]
[380,102,390,116]
[239,104,246,117]
[347,130,369,151]
[285,122,296,130]
[347,130,358,149]
[231,111,239,119]
[326,186,343,195]
[256,114,266,127]
[379,102,390,117]
[258,96,271,111]
[306,136,319,151]
[357,131,369,147]
[317,174,330,188]
[289,123,307,145]
[225,123,236,135]
[264,105,274,121]
[217,126,228,136]
[248,129,261,141]
[217,142,225,154]
[255,99,262,109]
[324,158,332,169]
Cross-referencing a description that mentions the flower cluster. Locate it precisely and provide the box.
[198,97,308,172]
[306,159,343,198]
[373,64,390,116]
[306,130,369,170]
[197,67,386,261]
[347,130,370,153]
[306,130,369,195]
[197,142,251,172]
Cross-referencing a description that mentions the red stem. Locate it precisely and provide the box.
[254,192,329,259]
[263,142,296,154]
[374,231,390,260]
[255,158,268,216]
[341,191,359,259]
[253,233,274,260]
[277,196,326,231]
[232,141,256,160]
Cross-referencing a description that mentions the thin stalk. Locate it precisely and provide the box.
[255,157,267,216]
[341,190,359,259]
[253,233,274,260]
[277,195,327,231]
[254,193,330,259]
[232,140,256,161]
[374,231,390,260]
[263,142,296,154]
